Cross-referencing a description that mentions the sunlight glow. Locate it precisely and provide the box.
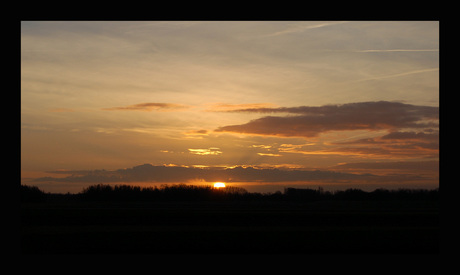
[213,182,226,188]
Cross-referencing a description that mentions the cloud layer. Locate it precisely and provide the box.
[35,163,385,184]
[215,101,438,138]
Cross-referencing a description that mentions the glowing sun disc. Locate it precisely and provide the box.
[213,182,226,188]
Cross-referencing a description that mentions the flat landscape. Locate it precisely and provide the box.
[21,185,439,254]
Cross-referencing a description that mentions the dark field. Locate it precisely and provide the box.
[21,185,439,254]
[21,203,438,254]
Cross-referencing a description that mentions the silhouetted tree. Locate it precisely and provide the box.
[64,183,440,202]
[21,185,47,203]
[284,187,321,201]
[80,184,114,201]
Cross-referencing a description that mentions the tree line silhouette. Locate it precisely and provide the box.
[21,184,439,203]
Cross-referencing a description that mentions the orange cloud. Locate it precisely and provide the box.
[188,147,222,156]
[102,102,189,111]
[257,153,282,157]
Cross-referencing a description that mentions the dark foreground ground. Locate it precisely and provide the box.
[21,199,439,254]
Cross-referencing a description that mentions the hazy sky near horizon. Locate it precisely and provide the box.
[21,21,439,193]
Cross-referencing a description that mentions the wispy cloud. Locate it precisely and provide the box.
[264,21,347,37]
[102,102,189,111]
[354,68,439,82]
[355,49,439,53]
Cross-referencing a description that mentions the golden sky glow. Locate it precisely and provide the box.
[213,182,226,188]
[21,21,439,193]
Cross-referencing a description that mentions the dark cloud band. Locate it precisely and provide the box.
[215,101,438,138]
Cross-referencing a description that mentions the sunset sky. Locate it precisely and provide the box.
[21,21,439,193]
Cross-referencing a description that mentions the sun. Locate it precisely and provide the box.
[213,182,226,188]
